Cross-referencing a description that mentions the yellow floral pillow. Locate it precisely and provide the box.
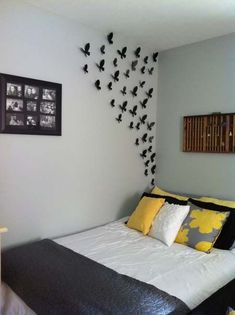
[227,307,235,315]
[176,203,229,253]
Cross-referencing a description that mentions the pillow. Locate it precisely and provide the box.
[127,196,165,235]
[142,192,188,205]
[148,202,190,246]
[175,202,230,253]
[200,197,235,209]
[227,307,235,315]
[151,186,188,201]
[190,198,235,250]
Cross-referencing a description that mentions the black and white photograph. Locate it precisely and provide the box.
[40,115,56,129]
[0,73,61,135]
[26,115,38,127]
[6,98,23,112]
[6,113,24,126]
[7,83,22,97]
[24,85,39,99]
[40,101,56,114]
[26,101,37,112]
[42,88,56,101]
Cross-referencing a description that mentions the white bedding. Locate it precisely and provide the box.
[2,218,235,314]
[56,217,235,310]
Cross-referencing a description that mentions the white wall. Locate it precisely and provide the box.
[157,33,235,199]
[0,0,157,247]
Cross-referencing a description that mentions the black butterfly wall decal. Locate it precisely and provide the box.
[110,99,115,107]
[95,80,101,90]
[113,58,118,67]
[119,101,127,113]
[107,82,113,90]
[111,70,120,82]
[80,43,90,57]
[141,133,148,143]
[135,47,141,58]
[129,122,134,129]
[148,67,154,75]
[124,69,130,78]
[144,169,148,176]
[96,59,105,72]
[117,47,127,59]
[107,32,113,44]
[129,105,137,117]
[148,146,152,152]
[120,86,127,95]
[136,122,141,130]
[116,114,122,123]
[149,136,154,143]
[139,114,147,125]
[131,60,138,71]
[150,153,156,162]
[151,178,155,186]
[140,150,147,159]
[147,122,155,131]
[135,138,140,146]
[139,81,145,88]
[151,165,156,174]
[131,86,138,97]
[153,52,158,62]
[141,66,146,74]
[146,88,153,98]
[100,45,105,54]
[82,64,88,73]
[145,160,150,167]
[140,98,148,109]
[144,56,148,64]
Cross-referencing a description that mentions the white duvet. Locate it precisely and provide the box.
[56,217,235,310]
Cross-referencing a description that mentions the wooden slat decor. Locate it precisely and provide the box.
[183,113,235,153]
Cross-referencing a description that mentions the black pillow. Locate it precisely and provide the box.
[142,192,188,205]
[189,198,235,250]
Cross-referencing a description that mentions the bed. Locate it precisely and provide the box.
[1,217,235,314]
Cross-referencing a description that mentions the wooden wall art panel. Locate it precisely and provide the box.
[183,113,235,153]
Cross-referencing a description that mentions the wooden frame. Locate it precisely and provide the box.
[0,73,62,136]
[183,113,235,153]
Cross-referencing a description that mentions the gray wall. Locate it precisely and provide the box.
[157,33,235,199]
[0,0,157,247]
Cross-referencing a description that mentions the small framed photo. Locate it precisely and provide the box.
[40,101,56,115]
[42,89,56,101]
[26,100,37,112]
[7,83,22,97]
[40,115,56,129]
[6,98,23,112]
[0,73,61,135]
[6,113,24,127]
[24,85,39,100]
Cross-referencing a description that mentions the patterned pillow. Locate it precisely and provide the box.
[175,203,230,253]
[227,307,235,315]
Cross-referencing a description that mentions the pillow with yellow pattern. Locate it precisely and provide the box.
[227,307,235,315]
[175,202,230,253]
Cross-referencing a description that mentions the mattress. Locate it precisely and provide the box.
[55,217,235,310]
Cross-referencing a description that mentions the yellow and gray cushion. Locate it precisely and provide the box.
[227,307,235,315]
[175,203,230,253]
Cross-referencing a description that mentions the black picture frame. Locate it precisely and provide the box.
[0,73,62,136]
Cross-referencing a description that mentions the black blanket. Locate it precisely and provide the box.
[2,239,190,315]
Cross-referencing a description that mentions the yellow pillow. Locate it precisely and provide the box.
[127,197,165,235]
[176,206,229,253]
[227,307,235,315]
[200,197,235,209]
[151,186,188,201]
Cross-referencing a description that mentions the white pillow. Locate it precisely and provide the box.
[148,202,190,246]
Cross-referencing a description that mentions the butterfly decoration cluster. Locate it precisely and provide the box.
[80,32,158,187]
